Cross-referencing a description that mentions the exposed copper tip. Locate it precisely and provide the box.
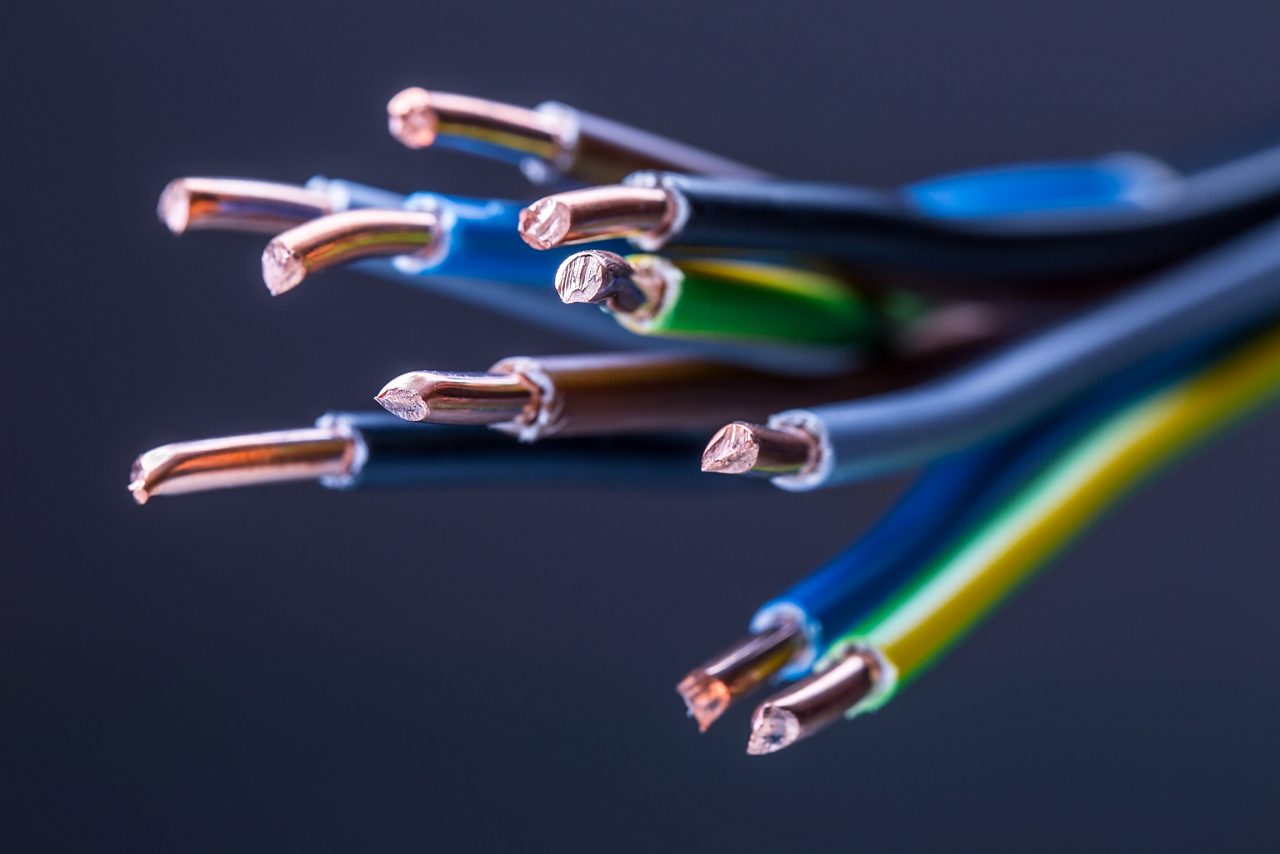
[552,250,656,316]
[744,648,879,756]
[156,179,193,234]
[700,422,762,474]
[157,177,332,236]
[518,185,675,250]
[675,623,805,733]
[519,198,573,250]
[374,386,430,422]
[261,209,442,296]
[375,370,534,426]
[129,428,355,503]
[387,86,437,149]
[746,706,801,756]
[676,672,732,733]
[262,239,306,295]
[701,422,817,478]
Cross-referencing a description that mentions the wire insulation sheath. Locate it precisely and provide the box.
[770,216,1280,488]
[825,320,1280,706]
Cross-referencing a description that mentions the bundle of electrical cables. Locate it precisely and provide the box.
[132,86,1280,756]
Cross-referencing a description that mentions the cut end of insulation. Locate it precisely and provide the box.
[128,480,150,505]
[156,180,191,235]
[387,87,438,149]
[700,422,761,475]
[746,706,800,756]
[555,250,626,304]
[677,672,732,733]
[261,240,307,295]
[374,383,431,423]
[518,198,572,250]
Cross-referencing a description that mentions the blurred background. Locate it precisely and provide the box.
[5,0,1280,850]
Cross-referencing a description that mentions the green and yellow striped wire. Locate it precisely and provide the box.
[820,320,1280,712]
[617,255,881,346]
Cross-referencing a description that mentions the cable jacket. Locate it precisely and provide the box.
[826,320,1280,703]
[753,329,1226,669]
[324,412,730,489]
[774,215,1280,488]
[638,143,1280,282]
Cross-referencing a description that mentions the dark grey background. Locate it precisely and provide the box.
[5,1,1280,850]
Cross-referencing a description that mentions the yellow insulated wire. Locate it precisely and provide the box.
[831,321,1280,696]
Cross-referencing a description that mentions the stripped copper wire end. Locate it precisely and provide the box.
[387,87,561,156]
[700,422,818,478]
[375,371,535,426]
[553,250,663,314]
[157,177,333,235]
[676,622,806,732]
[518,186,675,250]
[129,429,355,504]
[746,648,879,756]
[676,672,734,733]
[261,209,442,295]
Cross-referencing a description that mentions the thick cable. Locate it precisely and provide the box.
[754,215,1280,489]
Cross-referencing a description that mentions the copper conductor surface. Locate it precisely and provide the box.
[747,649,878,756]
[677,622,805,732]
[261,209,441,295]
[129,429,354,504]
[158,177,332,235]
[518,186,674,250]
[375,371,535,426]
[701,422,818,478]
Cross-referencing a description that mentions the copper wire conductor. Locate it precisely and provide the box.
[676,622,805,733]
[519,186,675,250]
[261,209,442,295]
[387,87,561,157]
[701,422,818,478]
[375,371,535,425]
[746,648,879,756]
[554,250,663,314]
[157,177,333,235]
[129,428,355,505]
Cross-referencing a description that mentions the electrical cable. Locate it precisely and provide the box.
[373,338,1000,443]
[743,318,1280,754]
[516,143,1280,289]
[128,412,736,502]
[699,215,1280,488]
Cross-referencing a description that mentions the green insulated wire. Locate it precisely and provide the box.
[618,256,881,346]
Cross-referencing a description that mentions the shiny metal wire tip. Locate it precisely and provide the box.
[746,649,878,756]
[157,177,332,236]
[260,209,442,295]
[129,429,355,504]
[518,186,674,250]
[700,422,817,478]
[374,371,534,426]
[676,623,805,733]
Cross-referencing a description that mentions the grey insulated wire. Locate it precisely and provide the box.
[769,214,1280,489]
